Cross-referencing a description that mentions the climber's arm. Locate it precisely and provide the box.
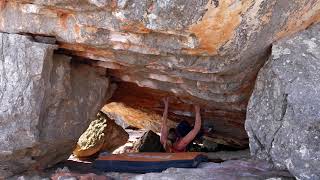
[160,97,169,145]
[176,105,201,149]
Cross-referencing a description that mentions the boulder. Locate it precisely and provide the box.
[0,0,319,147]
[102,102,176,133]
[202,138,219,152]
[136,130,165,152]
[73,112,129,158]
[245,24,320,179]
[0,33,112,178]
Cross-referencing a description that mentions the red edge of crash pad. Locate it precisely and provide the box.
[96,152,206,162]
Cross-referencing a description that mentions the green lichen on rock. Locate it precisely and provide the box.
[77,113,107,150]
[74,112,129,157]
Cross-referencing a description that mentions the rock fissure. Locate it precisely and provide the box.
[268,94,287,162]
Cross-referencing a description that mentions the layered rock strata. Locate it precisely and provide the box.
[0,0,319,153]
[0,32,112,178]
[246,24,320,179]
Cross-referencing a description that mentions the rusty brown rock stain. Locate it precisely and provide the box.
[260,11,272,25]
[39,6,75,30]
[0,0,6,11]
[74,24,80,35]
[186,0,253,55]
[58,12,70,29]
[120,20,151,34]
[275,0,320,40]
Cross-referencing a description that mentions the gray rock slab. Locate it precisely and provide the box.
[246,24,320,179]
[0,33,112,178]
[130,160,293,180]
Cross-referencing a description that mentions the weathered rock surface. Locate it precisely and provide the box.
[0,33,112,178]
[73,112,129,157]
[246,24,320,179]
[131,160,294,180]
[102,102,176,133]
[10,159,294,180]
[51,167,109,180]
[0,0,319,147]
[112,129,145,154]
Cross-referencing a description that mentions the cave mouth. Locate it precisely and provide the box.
[34,52,251,175]
[102,101,246,154]
[70,77,249,163]
[0,46,252,177]
[104,80,249,151]
[55,45,250,156]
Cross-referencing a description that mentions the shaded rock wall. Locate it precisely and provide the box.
[246,24,320,179]
[0,0,319,148]
[108,82,248,148]
[0,33,112,178]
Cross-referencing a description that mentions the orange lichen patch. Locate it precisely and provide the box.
[59,42,115,58]
[58,12,70,29]
[102,102,176,132]
[74,24,81,35]
[81,25,99,33]
[260,11,272,25]
[34,5,76,29]
[120,21,151,34]
[73,25,100,42]
[187,0,253,55]
[275,0,320,40]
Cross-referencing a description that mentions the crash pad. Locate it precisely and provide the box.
[93,152,208,173]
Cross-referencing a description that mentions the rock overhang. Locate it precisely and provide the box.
[0,0,319,148]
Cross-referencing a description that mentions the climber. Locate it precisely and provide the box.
[160,97,202,152]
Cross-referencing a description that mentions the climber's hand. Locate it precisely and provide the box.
[194,104,200,113]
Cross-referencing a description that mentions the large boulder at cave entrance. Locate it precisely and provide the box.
[73,112,129,158]
[0,33,112,178]
[245,24,320,179]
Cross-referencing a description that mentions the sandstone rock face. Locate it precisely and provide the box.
[245,24,320,179]
[0,0,319,147]
[102,102,176,133]
[73,112,129,158]
[0,33,112,178]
